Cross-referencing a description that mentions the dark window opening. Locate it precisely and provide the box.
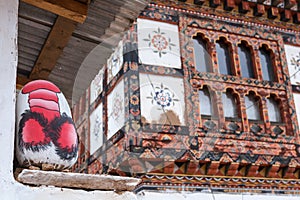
[216,38,233,75]
[238,41,255,78]
[199,86,214,116]
[259,45,275,82]
[245,92,261,120]
[193,35,212,72]
[267,96,281,123]
[222,90,239,119]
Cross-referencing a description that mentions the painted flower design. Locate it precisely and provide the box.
[143,27,176,57]
[112,93,123,120]
[148,83,179,108]
[290,52,300,83]
[92,115,102,139]
[154,89,172,107]
[152,34,168,51]
[130,95,139,105]
[291,52,300,69]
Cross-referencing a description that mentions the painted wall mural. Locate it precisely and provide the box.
[90,67,104,105]
[89,103,103,155]
[107,79,125,139]
[107,40,123,84]
[284,44,300,85]
[16,80,78,170]
[137,18,181,68]
[139,73,185,125]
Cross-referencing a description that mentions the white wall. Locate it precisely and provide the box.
[140,191,300,200]
[0,1,299,199]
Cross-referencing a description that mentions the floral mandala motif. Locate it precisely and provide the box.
[143,27,176,57]
[155,90,172,107]
[148,83,179,108]
[112,93,123,120]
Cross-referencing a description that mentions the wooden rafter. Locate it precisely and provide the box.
[29,16,76,80]
[21,0,88,23]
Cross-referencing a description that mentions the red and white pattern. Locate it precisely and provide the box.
[16,80,78,169]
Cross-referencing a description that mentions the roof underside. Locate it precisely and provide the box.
[17,0,149,105]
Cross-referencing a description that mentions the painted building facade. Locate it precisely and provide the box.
[2,0,300,199]
[72,0,300,194]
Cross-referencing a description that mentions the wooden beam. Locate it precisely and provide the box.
[17,169,141,191]
[21,0,88,23]
[29,16,76,80]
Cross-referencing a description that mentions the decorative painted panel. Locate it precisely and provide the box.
[139,73,185,125]
[293,93,300,129]
[89,103,103,155]
[284,44,300,85]
[137,18,181,68]
[107,79,125,139]
[90,67,104,105]
[107,40,123,84]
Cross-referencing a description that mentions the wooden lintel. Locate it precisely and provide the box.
[29,16,76,80]
[21,0,88,23]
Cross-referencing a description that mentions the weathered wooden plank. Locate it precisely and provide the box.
[19,1,57,26]
[21,0,88,23]
[18,36,45,50]
[19,17,52,32]
[18,48,38,60]
[29,16,76,80]
[18,26,49,41]
[19,44,40,56]
[17,169,141,191]
[17,65,33,76]
[18,55,36,66]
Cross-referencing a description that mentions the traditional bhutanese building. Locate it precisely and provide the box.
[70,0,300,194]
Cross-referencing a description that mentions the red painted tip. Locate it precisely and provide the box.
[22,80,60,94]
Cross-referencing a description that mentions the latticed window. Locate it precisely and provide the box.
[216,38,233,75]
[238,41,255,78]
[193,35,212,72]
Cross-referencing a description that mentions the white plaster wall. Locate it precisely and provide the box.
[0,1,299,199]
[0,0,19,197]
[139,191,300,200]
